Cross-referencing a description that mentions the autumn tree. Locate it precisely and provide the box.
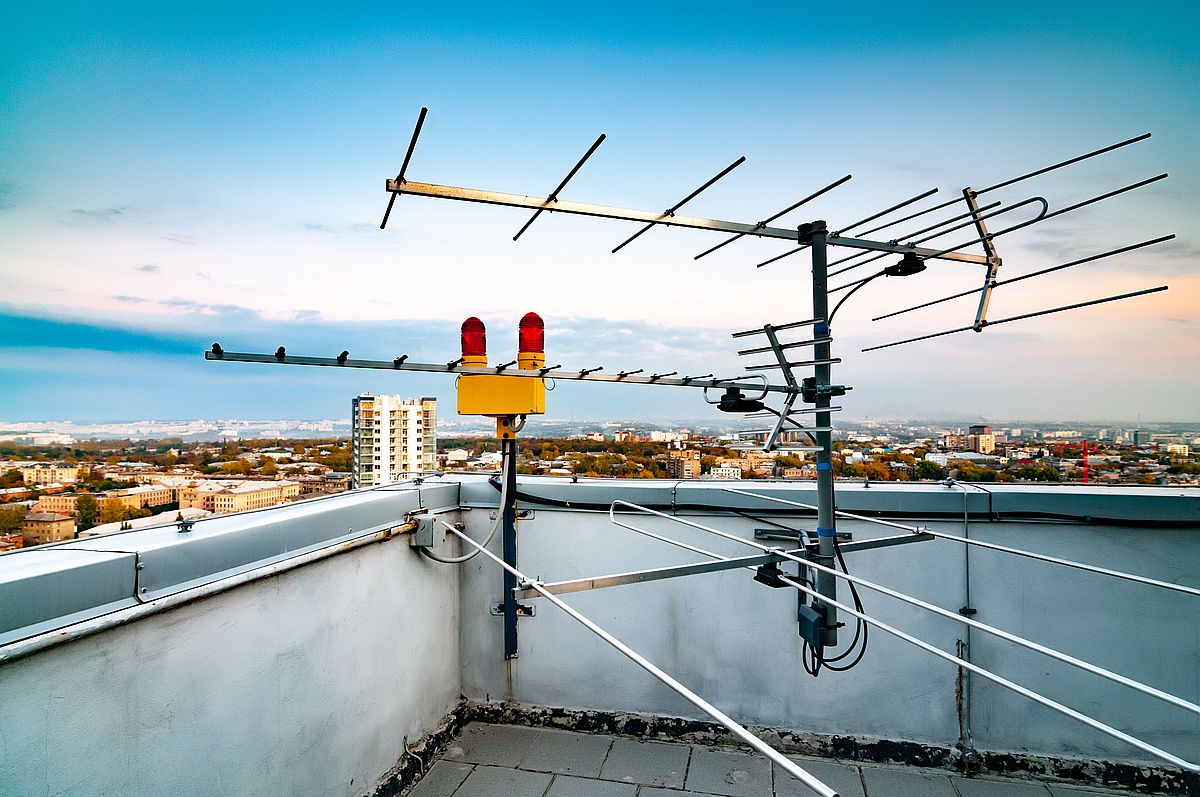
[221,460,252,476]
[915,460,943,480]
[76,494,99,530]
[0,505,29,534]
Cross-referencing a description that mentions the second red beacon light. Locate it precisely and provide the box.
[517,312,544,370]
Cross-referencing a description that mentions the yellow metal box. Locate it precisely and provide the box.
[457,374,546,416]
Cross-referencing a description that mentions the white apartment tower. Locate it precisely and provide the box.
[351,394,437,488]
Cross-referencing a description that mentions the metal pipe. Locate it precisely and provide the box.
[513,133,606,241]
[720,488,1200,597]
[205,350,798,396]
[871,235,1176,322]
[604,507,1200,772]
[502,436,519,658]
[862,285,1168,352]
[515,550,797,599]
[694,174,852,260]
[952,482,976,753]
[809,224,838,644]
[442,523,840,797]
[383,179,987,263]
[612,156,747,253]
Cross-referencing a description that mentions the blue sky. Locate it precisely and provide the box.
[2,2,1197,423]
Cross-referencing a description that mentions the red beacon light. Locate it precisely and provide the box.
[461,316,487,365]
[518,312,545,369]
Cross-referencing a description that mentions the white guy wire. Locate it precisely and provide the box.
[607,502,1200,773]
[721,488,1200,598]
[609,501,1200,716]
[438,519,840,797]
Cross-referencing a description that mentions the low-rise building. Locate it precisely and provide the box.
[18,463,80,486]
[179,480,301,514]
[21,512,76,546]
[0,487,32,504]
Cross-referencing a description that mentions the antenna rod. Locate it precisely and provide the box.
[754,243,810,269]
[694,174,851,260]
[834,187,938,236]
[513,133,606,241]
[856,193,982,238]
[863,285,1167,352]
[380,106,428,229]
[974,133,1151,196]
[612,156,746,253]
[873,235,1175,321]
[826,200,1003,278]
[756,186,937,270]
[921,174,1166,261]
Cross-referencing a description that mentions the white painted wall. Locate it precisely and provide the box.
[0,534,461,797]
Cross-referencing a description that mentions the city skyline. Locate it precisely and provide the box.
[2,3,1197,423]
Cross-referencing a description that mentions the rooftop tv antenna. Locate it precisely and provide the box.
[206,107,1185,795]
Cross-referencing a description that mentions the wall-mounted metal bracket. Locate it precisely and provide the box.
[408,514,448,548]
[490,602,536,617]
[489,509,534,521]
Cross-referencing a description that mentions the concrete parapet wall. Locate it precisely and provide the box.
[456,477,1200,770]
[0,494,463,797]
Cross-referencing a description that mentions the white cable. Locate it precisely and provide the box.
[419,452,511,564]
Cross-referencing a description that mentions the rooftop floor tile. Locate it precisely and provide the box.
[406,722,1138,797]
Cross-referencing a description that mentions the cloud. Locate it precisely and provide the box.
[0,311,198,357]
[162,233,197,245]
[66,206,128,224]
[299,221,380,238]
[112,295,148,304]
[135,263,161,274]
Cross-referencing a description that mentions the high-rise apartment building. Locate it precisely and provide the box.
[351,394,437,488]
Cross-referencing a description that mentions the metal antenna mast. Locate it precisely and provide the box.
[202,107,1183,792]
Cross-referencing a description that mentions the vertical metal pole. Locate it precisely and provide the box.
[964,188,1002,331]
[809,221,838,646]
[502,435,519,659]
